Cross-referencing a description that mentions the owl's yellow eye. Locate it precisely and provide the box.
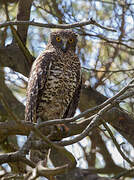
[69,38,74,43]
[56,37,61,42]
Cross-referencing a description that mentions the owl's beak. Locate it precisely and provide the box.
[62,39,68,53]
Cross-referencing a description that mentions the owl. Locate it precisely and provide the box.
[25,29,81,125]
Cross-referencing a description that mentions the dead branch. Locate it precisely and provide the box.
[0,18,116,32]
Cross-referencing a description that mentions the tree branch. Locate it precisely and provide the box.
[0,19,116,32]
[16,0,33,45]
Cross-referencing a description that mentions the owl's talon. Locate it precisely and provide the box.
[48,124,69,141]
[55,124,69,135]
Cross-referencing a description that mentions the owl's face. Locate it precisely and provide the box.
[50,30,78,53]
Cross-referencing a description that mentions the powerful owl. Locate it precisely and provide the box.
[25,30,81,125]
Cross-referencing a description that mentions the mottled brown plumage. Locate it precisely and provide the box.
[25,29,81,164]
[25,29,81,124]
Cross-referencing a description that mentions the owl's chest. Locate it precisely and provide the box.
[37,54,80,119]
[47,55,78,88]
[42,55,79,101]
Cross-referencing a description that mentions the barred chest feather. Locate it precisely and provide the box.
[37,51,80,120]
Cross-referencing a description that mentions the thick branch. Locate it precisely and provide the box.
[0,106,134,146]
[56,167,117,180]
[0,44,31,76]
[16,0,33,45]
[0,69,25,121]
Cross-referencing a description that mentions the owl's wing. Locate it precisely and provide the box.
[25,52,52,122]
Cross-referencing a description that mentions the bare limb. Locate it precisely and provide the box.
[0,151,34,168]
[10,24,33,70]
[25,161,68,180]
[101,119,134,166]
[80,32,134,50]
[16,0,33,45]
[0,94,19,122]
[114,168,134,179]
[82,67,134,73]
[0,19,116,32]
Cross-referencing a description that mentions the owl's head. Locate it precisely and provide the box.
[50,30,78,53]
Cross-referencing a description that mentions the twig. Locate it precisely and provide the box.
[0,93,19,123]
[80,32,134,50]
[82,67,134,73]
[26,161,68,180]
[101,119,134,166]
[10,24,33,69]
[0,151,34,168]
[0,19,116,32]
[113,168,134,179]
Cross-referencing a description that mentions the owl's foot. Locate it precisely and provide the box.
[55,124,69,135]
[48,124,69,141]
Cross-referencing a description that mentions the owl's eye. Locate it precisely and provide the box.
[68,38,74,44]
[56,37,61,42]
